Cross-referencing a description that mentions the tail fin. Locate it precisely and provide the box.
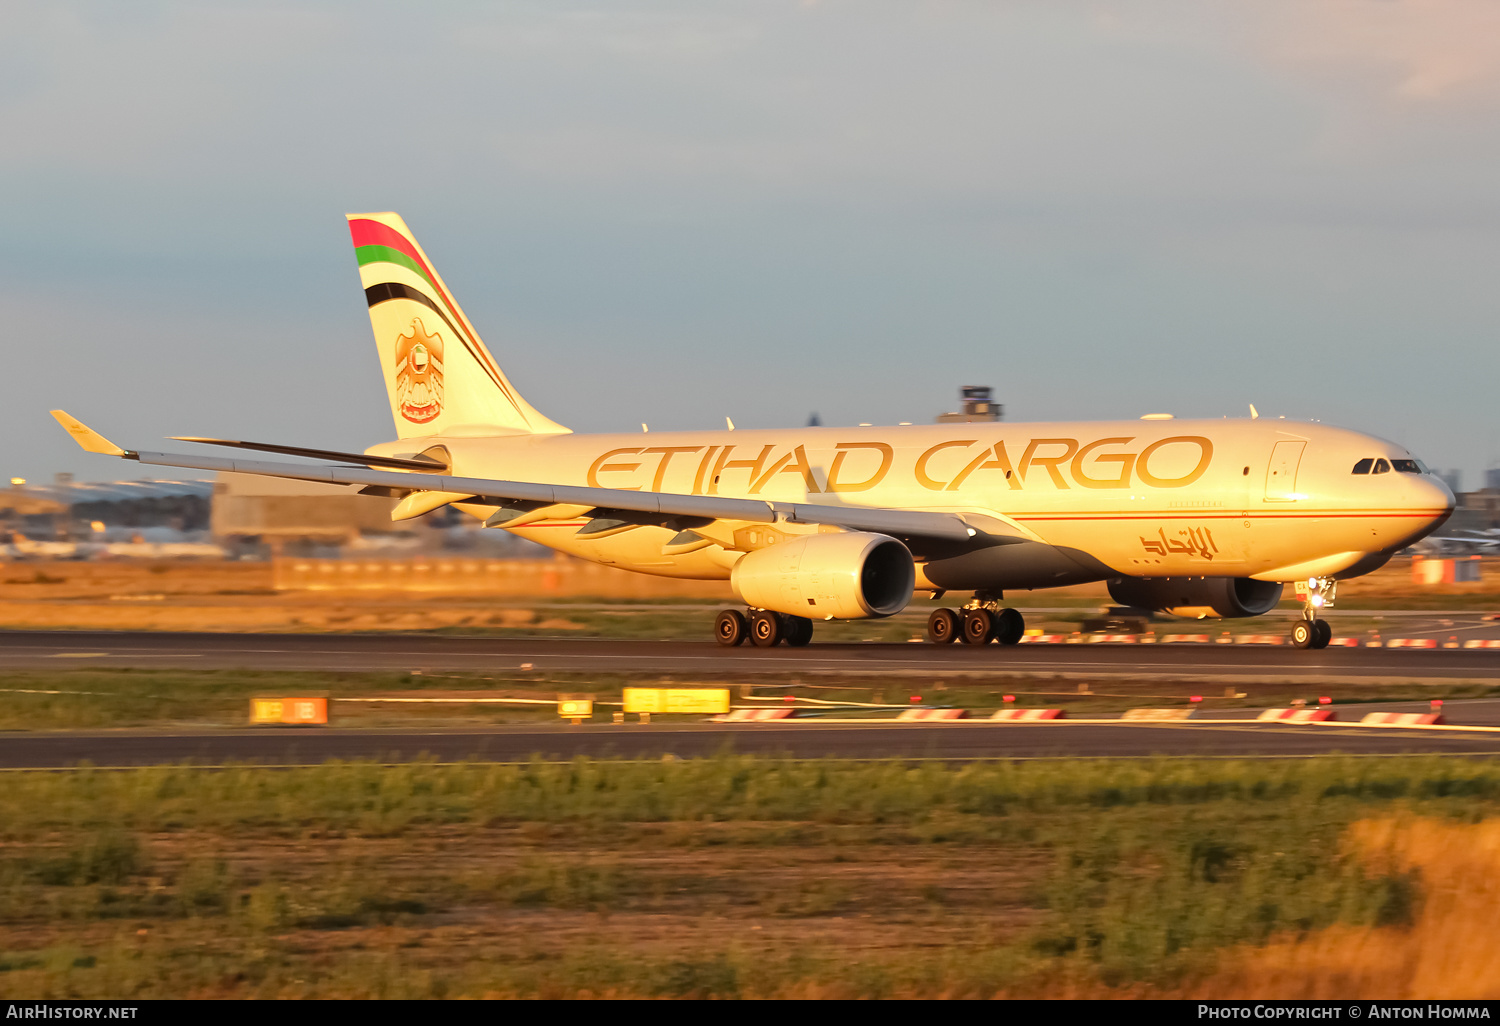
[347,212,569,438]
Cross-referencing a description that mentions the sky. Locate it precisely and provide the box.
[7,1,1500,488]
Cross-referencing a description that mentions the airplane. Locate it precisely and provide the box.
[7,533,82,560]
[52,212,1456,650]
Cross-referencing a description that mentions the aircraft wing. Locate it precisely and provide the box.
[51,412,987,545]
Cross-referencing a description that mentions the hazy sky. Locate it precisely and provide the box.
[8,1,1500,487]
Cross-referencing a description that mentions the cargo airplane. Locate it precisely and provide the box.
[53,212,1455,650]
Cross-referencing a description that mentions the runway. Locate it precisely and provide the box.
[4,629,1500,683]
[4,719,1500,767]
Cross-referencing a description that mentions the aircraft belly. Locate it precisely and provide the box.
[921,540,1113,592]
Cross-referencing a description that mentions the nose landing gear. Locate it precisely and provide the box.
[1291,578,1335,650]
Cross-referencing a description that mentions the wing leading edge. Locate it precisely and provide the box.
[49,412,985,544]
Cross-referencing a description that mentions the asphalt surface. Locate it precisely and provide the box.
[4,629,1500,682]
[3,720,1500,767]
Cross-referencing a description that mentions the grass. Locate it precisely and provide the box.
[0,755,1497,997]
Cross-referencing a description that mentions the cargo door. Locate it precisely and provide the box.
[1264,441,1306,501]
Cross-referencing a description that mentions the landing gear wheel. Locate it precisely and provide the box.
[994,608,1025,646]
[927,608,960,644]
[750,610,784,648]
[784,615,814,647]
[961,608,995,645]
[1291,620,1316,650]
[1313,620,1332,649]
[715,609,748,647]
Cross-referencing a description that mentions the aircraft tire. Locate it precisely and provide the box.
[1291,620,1316,649]
[1313,620,1332,649]
[715,609,748,647]
[961,608,995,645]
[994,608,1025,645]
[927,608,960,644]
[750,609,784,648]
[784,615,814,647]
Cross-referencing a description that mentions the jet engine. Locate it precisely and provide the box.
[731,532,915,620]
[1107,576,1285,619]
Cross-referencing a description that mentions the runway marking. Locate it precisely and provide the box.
[47,652,110,658]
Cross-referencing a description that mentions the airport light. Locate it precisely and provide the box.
[9,478,23,486]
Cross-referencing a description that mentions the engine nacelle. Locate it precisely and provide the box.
[1107,576,1285,619]
[731,532,915,620]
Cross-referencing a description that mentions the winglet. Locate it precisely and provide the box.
[49,411,131,457]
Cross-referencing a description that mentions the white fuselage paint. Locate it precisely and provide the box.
[371,418,1454,589]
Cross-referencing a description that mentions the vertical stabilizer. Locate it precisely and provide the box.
[347,212,569,438]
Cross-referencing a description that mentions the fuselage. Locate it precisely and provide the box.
[372,418,1454,591]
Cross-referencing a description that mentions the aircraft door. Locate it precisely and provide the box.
[1264,441,1306,501]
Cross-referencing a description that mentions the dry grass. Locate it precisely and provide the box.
[1168,816,1500,999]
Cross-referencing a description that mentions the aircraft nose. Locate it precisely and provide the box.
[1415,475,1456,531]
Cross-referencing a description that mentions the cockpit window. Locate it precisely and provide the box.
[1372,458,1391,474]
[1392,459,1422,474]
[1352,458,1373,475]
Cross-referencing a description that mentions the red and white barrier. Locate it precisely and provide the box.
[1386,638,1438,649]
[1257,708,1336,723]
[896,708,968,721]
[990,708,1065,721]
[1160,634,1212,644]
[1018,634,1067,644]
[1327,637,1359,647]
[1237,635,1284,645]
[1360,712,1446,726]
[1464,639,1500,649]
[713,708,798,722]
[1085,634,1138,644]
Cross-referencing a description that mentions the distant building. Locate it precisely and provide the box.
[212,472,400,554]
[1460,489,1500,530]
[1440,469,1463,494]
[936,386,1002,424]
[1486,468,1500,491]
[0,476,211,539]
[211,472,550,559]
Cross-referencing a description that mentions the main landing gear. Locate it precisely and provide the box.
[715,608,813,648]
[1291,577,1336,650]
[927,595,1024,646]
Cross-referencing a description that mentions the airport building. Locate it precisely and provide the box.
[211,472,546,559]
[0,475,212,537]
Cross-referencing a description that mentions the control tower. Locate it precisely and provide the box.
[935,386,1002,423]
